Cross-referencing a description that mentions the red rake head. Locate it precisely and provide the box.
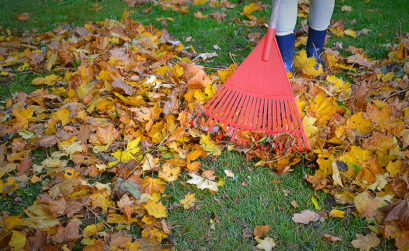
[202,28,310,152]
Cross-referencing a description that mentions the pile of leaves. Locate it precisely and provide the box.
[0,7,409,251]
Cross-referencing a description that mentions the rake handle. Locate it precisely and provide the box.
[262,0,282,62]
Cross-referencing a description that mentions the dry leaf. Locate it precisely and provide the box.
[351,232,380,251]
[292,210,319,224]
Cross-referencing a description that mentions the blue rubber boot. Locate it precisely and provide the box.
[306,27,327,69]
[276,33,295,73]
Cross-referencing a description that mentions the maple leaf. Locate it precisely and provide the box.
[142,226,167,243]
[144,199,167,218]
[140,176,166,194]
[351,232,380,251]
[158,163,181,182]
[294,50,323,76]
[187,173,218,192]
[354,192,385,219]
[200,134,222,156]
[180,193,196,209]
[255,236,276,251]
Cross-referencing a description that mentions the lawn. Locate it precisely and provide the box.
[0,0,408,250]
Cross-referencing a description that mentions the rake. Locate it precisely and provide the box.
[202,0,309,152]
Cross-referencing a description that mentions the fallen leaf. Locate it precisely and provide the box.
[180,193,196,209]
[15,13,30,21]
[351,232,380,251]
[144,199,167,218]
[255,236,276,251]
[254,225,270,238]
[187,173,218,192]
[323,233,343,242]
[292,210,320,224]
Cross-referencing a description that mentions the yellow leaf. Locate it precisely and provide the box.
[140,176,166,194]
[217,68,234,83]
[200,134,222,156]
[311,196,321,210]
[158,163,181,182]
[0,177,18,195]
[2,216,24,232]
[346,112,372,135]
[32,74,62,86]
[294,50,323,76]
[9,230,26,250]
[332,161,343,187]
[344,29,357,37]
[142,153,160,171]
[329,26,345,37]
[309,93,341,126]
[180,193,196,209]
[52,107,72,126]
[302,116,319,146]
[193,0,208,5]
[242,3,259,18]
[83,222,104,238]
[144,199,167,218]
[329,209,345,218]
[386,160,402,177]
[326,75,351,97]
[141,226,167,243]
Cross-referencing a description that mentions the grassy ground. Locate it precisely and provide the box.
[1,0,407,249]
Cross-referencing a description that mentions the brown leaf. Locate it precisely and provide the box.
[201,170,216,180]
[210,12,226,21]
[112,76,134,96]
[18,153,31,176]
[187,69,211,89]
[292,210,319,224]
[351,232,380,251]
[380,199,409,230]
[78,124,90,144]
[52,221,81,243]
[15,13,30,21]
[36,135,57,148]
[254,225,270,238]
[39,194,67,217]
[58,40,72,66]
[163,90,180,115]
[323,233,342,242]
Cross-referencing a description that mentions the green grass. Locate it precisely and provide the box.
[163,151,394,250]
[0,0,407,249]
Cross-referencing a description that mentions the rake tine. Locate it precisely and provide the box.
[296,135,303,152]
[236,95,250,128]
[242,96,254,129]
[277,100,282,133]
[223,92,243,124]
[272,99,276,134]
[284,99,293,131]
[205,86,227,114]
[253,97,262,130]
[262,98,268,131]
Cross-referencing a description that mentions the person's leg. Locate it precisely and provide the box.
[307,0,335,66]
[275,0,298,73]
